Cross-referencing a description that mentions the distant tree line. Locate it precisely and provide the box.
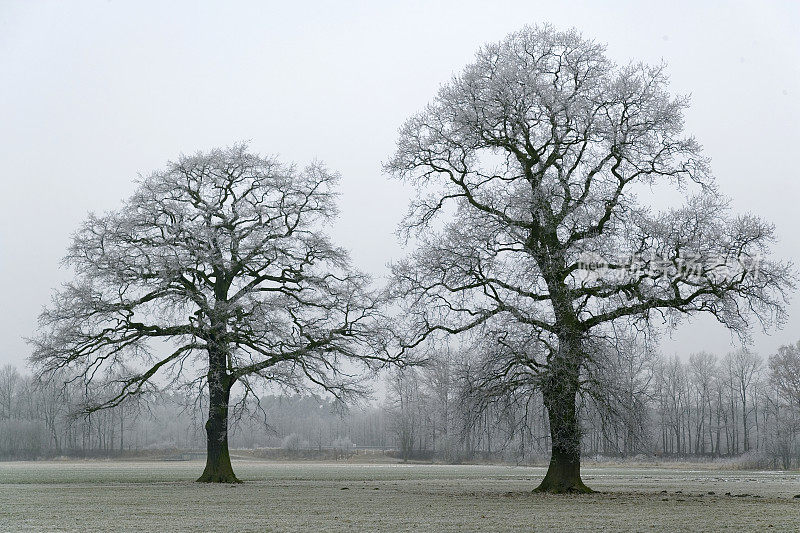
[382,341,800,469]
[2,340,799,468]
[0,366,385,460]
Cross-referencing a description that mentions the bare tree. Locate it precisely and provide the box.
[688,351,716,454]
[29,145,385,482]
[584,333,656,455]
[769,341,800,412]
[384,25,793,492]
[422,350,456,460]
[727,348,762,453]
[769,341,800,467]
[33,375,69,454]
[0,365,20,420]
[662,356,688,454]
[384,366,424,460]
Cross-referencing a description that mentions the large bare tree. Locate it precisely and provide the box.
[385,25,793,492]
[30,145,384,482]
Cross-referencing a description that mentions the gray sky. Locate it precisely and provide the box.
[1,0,798,369]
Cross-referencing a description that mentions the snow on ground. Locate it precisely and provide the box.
[0,461,798,531]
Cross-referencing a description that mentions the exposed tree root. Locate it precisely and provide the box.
[196,471,241,484]
[533,477,595,494]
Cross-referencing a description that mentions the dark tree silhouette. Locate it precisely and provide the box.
[30,145,384,482]
[385,25,794,492]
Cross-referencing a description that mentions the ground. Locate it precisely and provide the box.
[0,460,798,531]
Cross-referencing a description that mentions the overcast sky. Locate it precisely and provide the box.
[1,0,798,369]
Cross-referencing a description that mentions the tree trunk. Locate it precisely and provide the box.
[197,358,239,483]
[535,373,592,494]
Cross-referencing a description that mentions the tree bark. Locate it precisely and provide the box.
[535,364,593,494]
[197,352,239,483]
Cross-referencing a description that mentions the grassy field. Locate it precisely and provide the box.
[1,460,798,532]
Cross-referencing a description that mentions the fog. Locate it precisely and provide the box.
[1,0,798,368]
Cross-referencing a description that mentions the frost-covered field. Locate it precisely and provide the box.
[1,461,798,531]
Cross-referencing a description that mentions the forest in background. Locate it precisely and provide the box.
[1,340,799,469]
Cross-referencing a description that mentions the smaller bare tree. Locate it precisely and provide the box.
[30,145,388,482]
